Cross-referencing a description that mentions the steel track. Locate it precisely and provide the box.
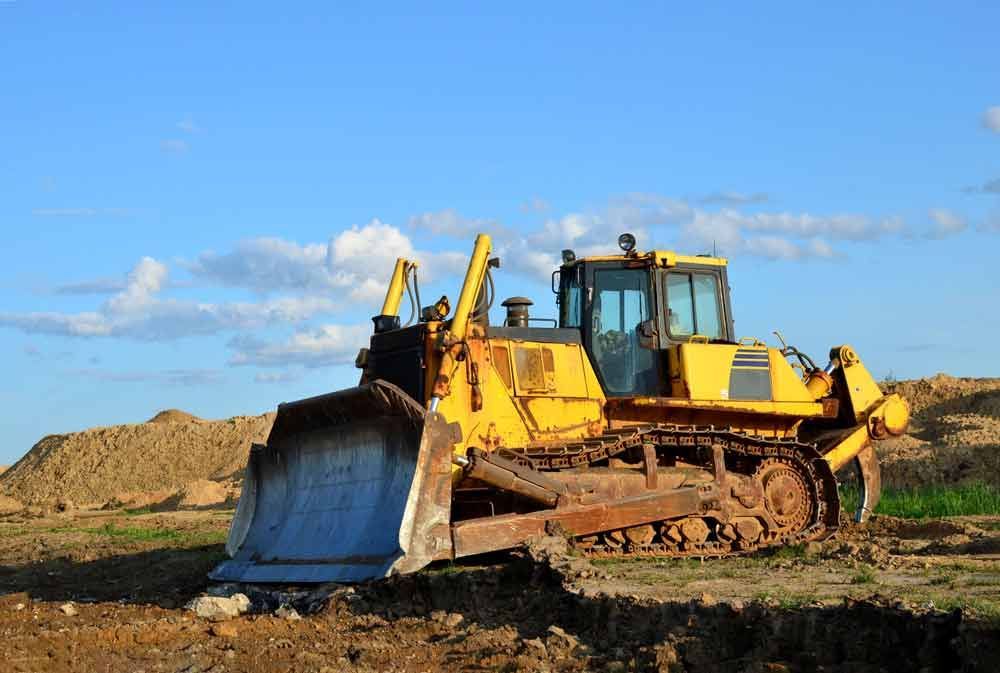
[499,425,841,559]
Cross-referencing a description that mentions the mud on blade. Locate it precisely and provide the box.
[210,381,456,584]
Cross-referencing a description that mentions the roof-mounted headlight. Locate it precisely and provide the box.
[618,233,636,253]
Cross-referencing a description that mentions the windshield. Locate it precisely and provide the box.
[590,268,657,395]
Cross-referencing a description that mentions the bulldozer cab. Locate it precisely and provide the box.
[557,252,735,398]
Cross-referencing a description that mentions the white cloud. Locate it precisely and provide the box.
[176,117,200,133]
[3,195,956,354]
[254,371,301,384]
[978,212,1000,233]
[22,344,73,361]
[0,257,337,340]
[331,220,414,271]
[409,209,499,238]
[105,257,168,313]
[229,324,370,368]
[54,277,128,295]
[806,238,836,258]
[190,237,332,293]
[72,368,225,386]
[506,193,902,268]
[677,209,866,260]
[535,213,596,246]
[519,197,550,214]
[32,208,134,217]
[699,191,769,206]
[161,139,189,153]
[744,236,805,260]
[189,219,470,299]
[878,216,906,235]
[927,208,966,238]
[604,193,692,232]
[983,106,1000,133]
[740,212,878,241]
[963,178,1000,195]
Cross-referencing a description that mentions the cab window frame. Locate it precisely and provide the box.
[662,269,730,343]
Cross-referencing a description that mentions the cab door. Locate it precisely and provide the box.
[580,263,664,397]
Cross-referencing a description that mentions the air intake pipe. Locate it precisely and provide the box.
[501,297,533,327]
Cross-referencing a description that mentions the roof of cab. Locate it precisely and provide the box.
[566,250,728,268]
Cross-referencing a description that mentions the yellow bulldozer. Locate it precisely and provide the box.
[211,232,909,583]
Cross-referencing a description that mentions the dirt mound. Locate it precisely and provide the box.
[104,479,241,512]
[105,488,177,511]
[879,375,1000,488]
[885,374,1000,416]
[0,413,273,506]
[147,409,203,424]
[0,495,23,515]
[151,479,234,511]
[827,514,1000,563]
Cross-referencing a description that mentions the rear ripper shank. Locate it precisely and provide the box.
[212,233,909,583]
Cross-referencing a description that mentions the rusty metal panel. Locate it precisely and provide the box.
[513,344,549,392]
[491,344,514,389]
[451,485,709,558]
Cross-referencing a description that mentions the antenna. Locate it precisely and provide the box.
[713,239,717,257]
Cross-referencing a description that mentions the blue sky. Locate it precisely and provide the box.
[1,3,998,463]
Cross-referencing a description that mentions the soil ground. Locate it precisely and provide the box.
[0,509,998,673]
[0,375,997,671]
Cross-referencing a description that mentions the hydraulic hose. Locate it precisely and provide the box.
[471,267,495,321]
[402,267,416,327]
[412,266,422,320]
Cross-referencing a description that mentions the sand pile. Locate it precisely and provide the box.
[0,410,274,507]
[879,374,1000,488]
[147,409,203,424]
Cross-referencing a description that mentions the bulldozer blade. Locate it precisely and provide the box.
[210,380,457,584]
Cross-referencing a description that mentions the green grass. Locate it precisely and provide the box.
[0,527,28,539]
[89,523,184,541]
[184,530,228,546]
[850,565,877,584]
[931,596,1000,627]
[768,543,807,560]
[751,590,815,608]
[423,560,475,575]
[46,522,226,546]
[840,482,1000,519]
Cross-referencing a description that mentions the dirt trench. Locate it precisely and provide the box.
[318,557,989,673]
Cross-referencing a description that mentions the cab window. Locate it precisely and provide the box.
[666,272,724,340]
[591,268,657,395]
[559,267,583,328]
